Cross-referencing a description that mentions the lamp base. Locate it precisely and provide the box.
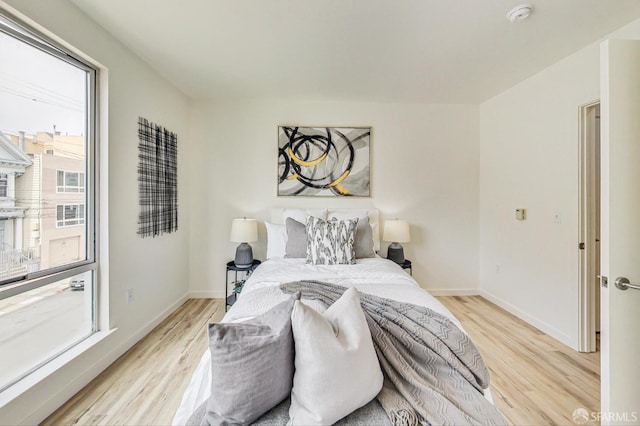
[235,243,254,268]
[387,243,405,264]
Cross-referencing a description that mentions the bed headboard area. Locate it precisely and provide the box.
[270,208,381,252]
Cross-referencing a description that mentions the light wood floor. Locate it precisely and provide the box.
[438,296,600,426]
[43,298,225,426]
[44,296,599,425]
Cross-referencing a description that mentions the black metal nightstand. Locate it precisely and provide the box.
[225,260,261,311]
[400,259,412,275]
[388,259,412,275]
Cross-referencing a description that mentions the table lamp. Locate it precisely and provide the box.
[230,218,258,267]
[383,219,410,264]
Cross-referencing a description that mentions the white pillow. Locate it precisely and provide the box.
[282,208,327,224]
[327,209,368,221]
[265,222,287,259]
[289,287,383,425]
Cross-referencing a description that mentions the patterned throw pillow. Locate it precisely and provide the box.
[306,216,358,265]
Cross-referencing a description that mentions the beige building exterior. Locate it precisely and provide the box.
[1,130,86,278]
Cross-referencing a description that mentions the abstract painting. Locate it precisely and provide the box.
[278,126,371,197]
[138,117,178,237]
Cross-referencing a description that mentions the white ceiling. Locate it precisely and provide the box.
[70,0,640,104]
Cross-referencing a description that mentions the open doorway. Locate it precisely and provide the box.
[578,101,601,353]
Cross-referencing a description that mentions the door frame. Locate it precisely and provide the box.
[578,100,600,353]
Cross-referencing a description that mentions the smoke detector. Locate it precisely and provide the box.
[506,4,533,22]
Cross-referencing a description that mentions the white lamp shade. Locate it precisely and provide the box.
[383,219,410,243]
[230,218,258,243]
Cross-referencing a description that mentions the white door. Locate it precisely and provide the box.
[600,39,640,420]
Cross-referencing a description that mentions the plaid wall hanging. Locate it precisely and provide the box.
[138,117,178,237]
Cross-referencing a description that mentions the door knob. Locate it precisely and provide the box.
[615,277,640,291]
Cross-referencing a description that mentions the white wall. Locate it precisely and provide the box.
[188,100,480,297]
[9,1,640,422]
[478,18,640,349]
[0,0,190,423]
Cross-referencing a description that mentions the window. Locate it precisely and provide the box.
[56,204,85,227]
[57,170,85,193]
[0,11,97,392]
[0,174,7,197]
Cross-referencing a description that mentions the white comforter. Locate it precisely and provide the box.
[172,257,470,425]
[234,257,462,328]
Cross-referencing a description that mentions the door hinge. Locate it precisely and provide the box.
[579,242,585,250]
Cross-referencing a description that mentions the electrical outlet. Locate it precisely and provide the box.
[126,288,134,304]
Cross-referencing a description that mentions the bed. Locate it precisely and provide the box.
[173,209,504,425]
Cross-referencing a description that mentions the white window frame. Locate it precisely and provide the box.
[56,170,85,193]
[0,9,99,393]
[56,203,86,228]
[0,13,97,273]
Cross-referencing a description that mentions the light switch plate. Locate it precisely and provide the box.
[516,208,527,220]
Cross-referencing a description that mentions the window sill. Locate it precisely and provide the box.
[0,328,117,408]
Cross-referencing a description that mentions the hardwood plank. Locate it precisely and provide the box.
[42,298,224,426]
[437,296,600,426]
[44,296,600,426]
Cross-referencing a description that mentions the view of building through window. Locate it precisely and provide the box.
[0,131,87,274]
[0,14,96,391]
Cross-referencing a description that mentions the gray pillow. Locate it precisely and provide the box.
[354,217,375,258]
[284,217,307,258]
[204,294,299,425]
[287,216,374,259]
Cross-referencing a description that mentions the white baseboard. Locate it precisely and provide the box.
[19,293,190,425]
[189,291,221,299]
[427,288,481,296]
[479,289,573,348]
[109,292,190,358]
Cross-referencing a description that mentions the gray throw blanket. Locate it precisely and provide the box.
[280,281,506,426]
